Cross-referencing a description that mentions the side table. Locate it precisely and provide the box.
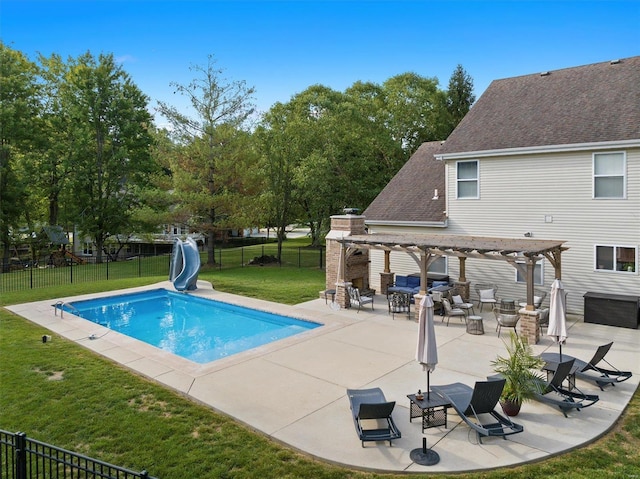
[324,289,336,304]
[407,392,450,432]
[466,315,484,335]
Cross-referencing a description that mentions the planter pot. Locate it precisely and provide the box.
[500,399,521,416]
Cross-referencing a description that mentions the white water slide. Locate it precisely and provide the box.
[169,237,201,291]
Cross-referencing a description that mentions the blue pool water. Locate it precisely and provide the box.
[65,289,321,364]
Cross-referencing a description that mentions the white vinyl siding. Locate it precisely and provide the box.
[593,152,626,198]
[440,147,640,314]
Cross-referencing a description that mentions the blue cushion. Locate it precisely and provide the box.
[407,276,420,288]
[432,281,448,288]
[395,276,408,287]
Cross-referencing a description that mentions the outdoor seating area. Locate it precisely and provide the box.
[8,282,640,473]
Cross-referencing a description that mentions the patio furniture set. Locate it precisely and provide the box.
[347,343,632,449]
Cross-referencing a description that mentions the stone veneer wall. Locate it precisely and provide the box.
[323,215,369,305]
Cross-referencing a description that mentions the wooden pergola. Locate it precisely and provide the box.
[337,233,567,312]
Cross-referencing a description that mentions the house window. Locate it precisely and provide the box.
[428,256,447,274]
[456,160,478,199]
[515,260,544,285]
[595,245,637,273]
[82,242,93,255]
[593,152,625,198]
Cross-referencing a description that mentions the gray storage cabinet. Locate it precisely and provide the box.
[583,292,640,329]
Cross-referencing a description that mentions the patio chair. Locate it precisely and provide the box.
[533,359,599,417]
[388,292,411,319]
[517,288,548,309]
[346,387,402,447]
[441,298,467,326]
[493,308,520,337]
[538,308,550,335]
[347,286,374,312]
[451,293,475,316]
[475,283,498,312]
[540,342,632,391]
[431,379,523,444]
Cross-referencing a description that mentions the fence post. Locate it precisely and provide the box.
[30,265,34,289]
[15,431,27,479]
[319,248,323,269]
[70,259,73,284]
[140,470,149,479]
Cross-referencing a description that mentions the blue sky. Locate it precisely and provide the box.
[2,1,639,123]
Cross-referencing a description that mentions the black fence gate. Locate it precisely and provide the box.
[0,430,156,479]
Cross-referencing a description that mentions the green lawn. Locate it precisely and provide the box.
[1,269,638,479]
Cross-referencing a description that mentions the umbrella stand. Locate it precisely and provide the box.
[427,371,430,400]
[410,437,440,466]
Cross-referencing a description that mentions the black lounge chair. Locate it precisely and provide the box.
[431,379,523,444]
[540,342,632,391]
[346,388,401,447]
[534,359,599,417]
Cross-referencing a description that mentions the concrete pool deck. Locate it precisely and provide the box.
[7,281,640,473]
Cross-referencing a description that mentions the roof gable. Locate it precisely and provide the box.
[440,56,640,155]
[363,141,446,223]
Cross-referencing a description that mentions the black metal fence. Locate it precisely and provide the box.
[1,246,325,293]
[0,430,156,479]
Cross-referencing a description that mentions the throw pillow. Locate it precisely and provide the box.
[480,289,495,300]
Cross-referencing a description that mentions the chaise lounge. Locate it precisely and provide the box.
[533,359,599,417]
[346,388,402,447]
[431,379,523,444]
[540,342,632,391]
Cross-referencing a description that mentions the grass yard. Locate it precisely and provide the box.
[1,268,639,479]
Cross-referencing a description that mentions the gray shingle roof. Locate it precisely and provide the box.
[363,141,446,222]
[439,56,640,155]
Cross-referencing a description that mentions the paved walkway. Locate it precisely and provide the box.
[8,282,640,473]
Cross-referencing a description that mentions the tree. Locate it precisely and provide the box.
[61,52,155,263]
[157,55,256,265]
[380,72,449,154]
[0,43,40,269]
[445,64,476,135]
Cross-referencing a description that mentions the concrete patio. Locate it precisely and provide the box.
[7,281,640,474]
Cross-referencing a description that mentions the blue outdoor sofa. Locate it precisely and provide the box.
[387,275,421,295]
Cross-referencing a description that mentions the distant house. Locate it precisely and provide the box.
[364,56,640,314]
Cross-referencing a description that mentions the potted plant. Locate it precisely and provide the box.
[491,332,545,416]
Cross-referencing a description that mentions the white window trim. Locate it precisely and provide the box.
[428,255,448,275]
[514,260,544,285]
[456,160,479,199]
[592,151,626,199]
[594,244,638,273]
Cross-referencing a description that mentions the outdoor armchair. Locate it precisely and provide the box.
[347,286,374,312]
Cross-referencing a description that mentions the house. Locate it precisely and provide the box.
[363,56,640,316]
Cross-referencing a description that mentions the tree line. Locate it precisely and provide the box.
[0,43,474,266]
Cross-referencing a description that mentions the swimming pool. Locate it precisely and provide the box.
[64,289,321,364]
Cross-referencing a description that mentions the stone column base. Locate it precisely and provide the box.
[380,272,394,295]
[335,282,352,309]
[519,308,540,344]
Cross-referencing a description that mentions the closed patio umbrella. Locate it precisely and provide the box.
[412,294,440,466]
[416,294,438,397]
[547,279,568,359]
